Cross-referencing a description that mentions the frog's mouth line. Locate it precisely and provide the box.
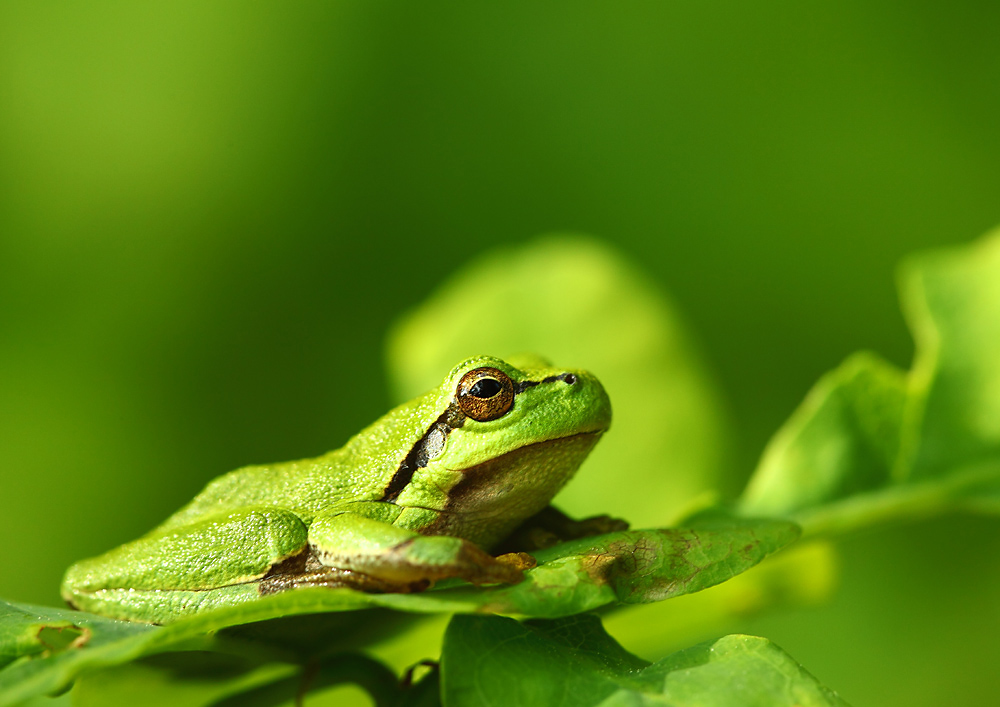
[453,429,605,473]
[452,429,604,477]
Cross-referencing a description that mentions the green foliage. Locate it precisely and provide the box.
[3,229,999,705]
[741,228,1000,535]
[442,614,847,707]
[0,518,795,705]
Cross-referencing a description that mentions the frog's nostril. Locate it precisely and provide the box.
[564,374,577,385]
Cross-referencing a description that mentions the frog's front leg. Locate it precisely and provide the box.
[265,502,534,594]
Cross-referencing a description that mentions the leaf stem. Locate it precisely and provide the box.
[792,461,1000,538]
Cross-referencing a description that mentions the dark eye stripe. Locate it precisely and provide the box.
[380,402,466,503]
[515,372,578,394]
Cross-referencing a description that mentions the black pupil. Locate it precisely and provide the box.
[469,378,502,398]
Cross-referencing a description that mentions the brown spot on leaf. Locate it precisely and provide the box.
[581,551,619,583]
[35,623,91,655]
[495,552,538,572]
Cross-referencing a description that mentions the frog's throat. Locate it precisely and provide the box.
[417,430,604,548]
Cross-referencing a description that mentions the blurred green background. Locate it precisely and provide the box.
[2,2,999,704]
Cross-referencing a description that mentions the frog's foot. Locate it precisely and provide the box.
[495,505,629,553]
[375,535,529,586]
[567,514,631,536]
[494,551,537,573]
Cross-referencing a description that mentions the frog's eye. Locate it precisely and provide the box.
[457,367,515,421]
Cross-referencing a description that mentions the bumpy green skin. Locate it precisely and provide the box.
[62,356,611,623]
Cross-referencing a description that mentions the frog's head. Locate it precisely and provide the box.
[390,355,611,547]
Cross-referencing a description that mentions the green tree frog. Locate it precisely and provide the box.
[62,355,613,623]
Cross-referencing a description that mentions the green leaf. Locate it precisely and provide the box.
[71,657,297,707]
[386,235,732,527]
[741,352,907,518]
[645,633,850,707]
[440,614,849,707]
[72,652,414,707]
[740,228,1000,535]
[900,232,1000,478]
[602,539,838,661]
[0,601,156,706]
[0,518,795,704]
[456,519,800,615]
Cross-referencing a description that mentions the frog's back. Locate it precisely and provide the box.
[152,392,440,533]
[152,451,353,531]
